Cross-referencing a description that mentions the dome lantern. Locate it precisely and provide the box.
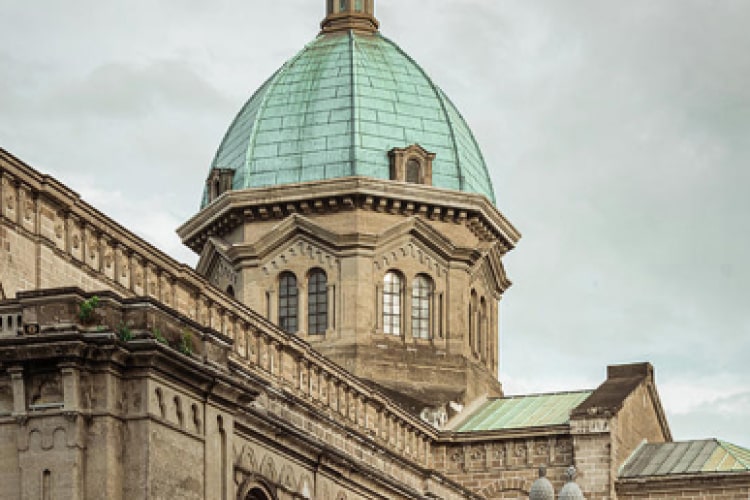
[321,0,379,34]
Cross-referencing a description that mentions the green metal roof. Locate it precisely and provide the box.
[203,30,495,207]
[620,439,750,478]
[456,391,592,433]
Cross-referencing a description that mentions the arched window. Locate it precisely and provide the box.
[383,271,403,335]
[354,0,363,12]
[308,269,328,335]
[247,488,271,500]
[278,272,298,334]
[406,159,421,184]
[339,0,348,12]
[412,275,433,339]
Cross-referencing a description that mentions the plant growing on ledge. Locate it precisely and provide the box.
[78,296,100,325]
[152,327,168,345]
[179,330,193,356]
[117,322,133,342]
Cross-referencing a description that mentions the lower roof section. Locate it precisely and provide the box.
[455,391,592,433]
[620,439,750,478]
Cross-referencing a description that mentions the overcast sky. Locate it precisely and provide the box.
[1,0,748,449]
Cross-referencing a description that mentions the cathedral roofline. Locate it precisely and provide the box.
[180,177,521,256]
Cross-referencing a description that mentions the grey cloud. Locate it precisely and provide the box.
[44,60,231,117]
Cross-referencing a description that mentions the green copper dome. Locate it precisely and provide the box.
[203,30,495,207]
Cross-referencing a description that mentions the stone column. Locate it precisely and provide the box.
[326,283,335,333]
[298,280,307,336]
[60,363,80,412]
[8,365,25,416]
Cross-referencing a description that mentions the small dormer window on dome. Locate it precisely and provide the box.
[389,144,435,186]
[206,168,234,204]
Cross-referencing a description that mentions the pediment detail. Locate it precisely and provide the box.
[196,238,238,292]
[373,239,447,278]
[471,243,512,295]
[241,215,340,263]
[260,237,338,277]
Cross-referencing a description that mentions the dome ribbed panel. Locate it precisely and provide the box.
[350,35,461,188]
[204,75,277,206]
[246,34,355,188]
[439,89,496,203]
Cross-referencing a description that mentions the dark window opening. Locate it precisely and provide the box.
[247,488,271,500]
[406,159,421,183]
[278,272,298,334]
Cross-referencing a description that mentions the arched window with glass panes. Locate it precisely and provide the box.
[412,274,433,339]
[383,271,403,336]
[308,269,328,335]
[278,272,298,334]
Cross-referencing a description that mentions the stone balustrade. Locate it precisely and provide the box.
[0,148,435,468]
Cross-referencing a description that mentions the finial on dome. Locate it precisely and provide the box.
[559,466,586,500]
[565,466,577,482]
[321,0,379,34]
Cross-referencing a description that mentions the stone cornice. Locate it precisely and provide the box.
[615,471,750,493]
[437,424,572,443]
[208,213,487,267]
[177,177,521,254]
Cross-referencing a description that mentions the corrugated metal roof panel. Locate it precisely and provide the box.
[620,440,750,478]
[456,391,592,433]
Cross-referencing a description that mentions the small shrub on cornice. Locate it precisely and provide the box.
[179,330,193,356]
[78,296,100,324]
[117,323,133,342]
[152,327,168,345]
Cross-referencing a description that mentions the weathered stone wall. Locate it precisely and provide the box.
[0,150,441,472]
[183,177,516,407]
[0,287,479,500]
[612,380,669,470]
[0,416,20,499]
[435,435,576,498]
[571,430,612,500]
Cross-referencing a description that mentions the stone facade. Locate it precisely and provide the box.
[2,135,749,500]
[179,178,519,411]
[0,149,477,500]
[0,288,475,500]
